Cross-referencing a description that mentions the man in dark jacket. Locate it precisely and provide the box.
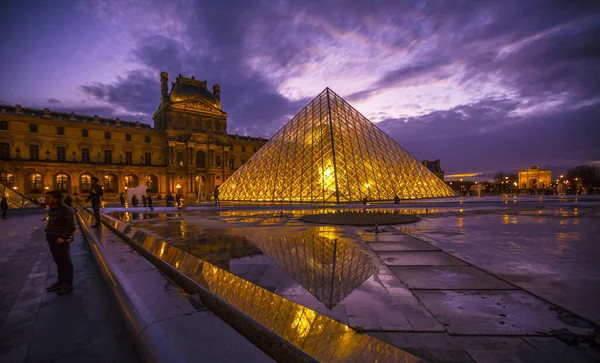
[44,191,76,295]
[86,177,103,228]
[1,196,8,219]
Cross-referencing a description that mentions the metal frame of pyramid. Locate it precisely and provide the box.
[220,88,455,203]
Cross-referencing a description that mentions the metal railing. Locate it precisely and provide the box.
[0,183,38,208]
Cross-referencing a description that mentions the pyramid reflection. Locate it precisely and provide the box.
[220,88,455,202]
[247,226,372,309]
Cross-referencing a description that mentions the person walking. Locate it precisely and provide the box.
[119,193,125,207]
[85,177,103,228]
[175,194,181,208]
[38,195,46,209]
[213,186,220,207]
[142,195,147,207]
[147,194,154,211]
[44,190,76,295]
[1,196,8,219]
[132,195,139,207]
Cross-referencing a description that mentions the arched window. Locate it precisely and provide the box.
[196,151,206,168]
[30,173,43,193]
[103,174,116,193]
[80,174,92,193]
[124,175,139,188]
[145,175,158,193]
[55,174,70,193]
[0,172,14,188]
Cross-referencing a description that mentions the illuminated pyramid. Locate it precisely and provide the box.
[220,88,455,202]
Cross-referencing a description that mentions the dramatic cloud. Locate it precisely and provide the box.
[1,0,599,177]
[46,98,61,104]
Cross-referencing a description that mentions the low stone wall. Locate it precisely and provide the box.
[76,208,275,363]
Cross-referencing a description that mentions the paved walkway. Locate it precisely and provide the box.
[0,214,137,363]
[358,227,600,362]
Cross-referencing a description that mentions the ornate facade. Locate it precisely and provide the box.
[422,159,444,181]
[518,165,552,190]
[0,72,266,201]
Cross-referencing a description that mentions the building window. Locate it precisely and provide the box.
[30,145,40,161]
[145,136,151,143]
[80,174,92,193]
[104,131,111,140]
[81,148,90,163]
[55,174,69,193]
[57,126,64,135]
[196,151,206,168]
[104,150,112,164]
[30,173,43,193]
[177,152,183,166]
[125,134,132,142]
[57,146,66,161]
[216,155,221,168]
[82,129,88,137]
[1,172,14,187]
[124,175,138,188]
[177,136,184,142]
[144,152,151,165]
[30,124,38,133]
[241,146,246,152]
[229,158,234,169]
[125,151,132,165]
[145,175,156,192]
[0,121,8,130]
[103,174,115,193]
[0,143,9,160]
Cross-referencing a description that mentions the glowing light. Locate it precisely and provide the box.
[175,184,181,189]
[12,186,17,190]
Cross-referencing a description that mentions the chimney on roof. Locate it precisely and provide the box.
[116,118,121,127]
[160,71,169,107]
[43,108,51,118]
[135,121,140,128]
[213,84,221,101]
[15,104,22,114]
[93,115,100,124]
[69,112,76,121]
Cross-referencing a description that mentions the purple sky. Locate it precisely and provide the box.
[1,0,599,180]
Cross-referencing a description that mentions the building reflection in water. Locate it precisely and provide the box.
[246,226,373,309]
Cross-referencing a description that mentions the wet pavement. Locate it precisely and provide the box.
[104,199,600,362]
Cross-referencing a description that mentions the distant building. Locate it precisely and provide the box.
[518,166,551,190]
[422,160,444,181]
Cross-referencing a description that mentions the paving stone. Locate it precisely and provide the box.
[390,265,515,290]
[414,290,597,335]
[368,240,439,252]
[378,251,468,266]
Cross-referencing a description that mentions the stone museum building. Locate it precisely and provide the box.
[0,72,266,201]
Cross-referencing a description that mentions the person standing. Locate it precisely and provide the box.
[119,193,125,207]
[1,196,8,219]
[147,194,154,211]
[142,195,147,207]
[63,194,73,207]
[86,177,103,228]
[175,193,181,208]
[213,186,220,207]
[44,190,76,295]
[38,195,46,209]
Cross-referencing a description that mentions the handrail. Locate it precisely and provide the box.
[0,182,38,208]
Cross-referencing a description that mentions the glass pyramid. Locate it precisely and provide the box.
[220,88,455,203]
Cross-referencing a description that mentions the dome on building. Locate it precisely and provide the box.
[170,78,222,110]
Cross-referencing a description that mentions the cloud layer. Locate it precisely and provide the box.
[1,0,599,176]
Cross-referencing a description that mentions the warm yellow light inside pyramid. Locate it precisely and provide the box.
[218,88,456,203]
